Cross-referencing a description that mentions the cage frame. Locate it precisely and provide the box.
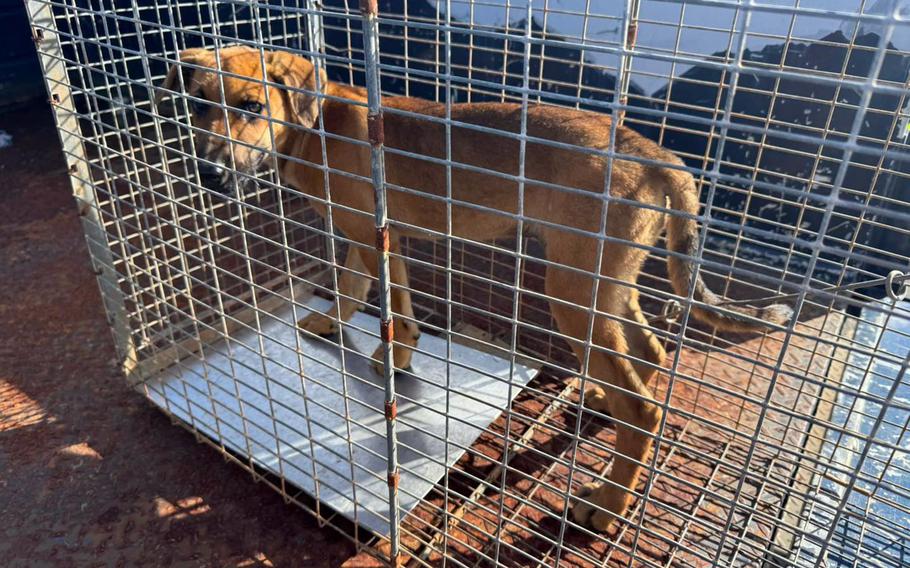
[24,0,910,566]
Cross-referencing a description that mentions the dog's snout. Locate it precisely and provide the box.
[198,161,225,181]
[197,160,233,194]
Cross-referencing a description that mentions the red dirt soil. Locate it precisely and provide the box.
[0,105,365,567]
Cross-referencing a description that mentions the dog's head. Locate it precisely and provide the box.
[157,46,325,194]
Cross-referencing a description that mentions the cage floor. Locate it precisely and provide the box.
[143,296,537,536]
[400,312,848,567]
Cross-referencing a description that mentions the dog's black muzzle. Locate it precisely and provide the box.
[197,161,234,195]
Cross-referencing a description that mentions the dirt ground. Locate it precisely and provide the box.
[0,105,366,567]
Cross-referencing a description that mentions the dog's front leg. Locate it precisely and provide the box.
[298,244,372,337]
[361,238,420,374]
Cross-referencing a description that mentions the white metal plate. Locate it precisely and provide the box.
[144,296,537,536]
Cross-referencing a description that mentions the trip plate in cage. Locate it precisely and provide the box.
[144,296,537,535]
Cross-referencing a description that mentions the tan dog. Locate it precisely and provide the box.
[158,46,791,531]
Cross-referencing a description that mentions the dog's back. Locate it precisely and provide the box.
[355,97,670,240]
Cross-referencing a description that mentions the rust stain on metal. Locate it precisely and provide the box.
[384,399,398,421]
[367,112,384,146]
[387,470,400,490]
[359,0,378,16]
[375,225,390,252]
[627,22,639,45]
[380,318,394,344]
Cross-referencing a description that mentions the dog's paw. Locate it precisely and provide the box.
[371,345,414,376]
[371,355,385,377]
[571,482,619,532]
[298,312,338,338]
[583,385,611,413]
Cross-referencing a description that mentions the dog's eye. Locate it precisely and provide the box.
[240,101,264,116]
[190,98,208,116]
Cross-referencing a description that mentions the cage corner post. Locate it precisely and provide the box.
[25,0,139,382]
[357,0,403,565]
[615,0,640,128]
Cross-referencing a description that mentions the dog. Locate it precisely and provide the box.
[157,46,792,532]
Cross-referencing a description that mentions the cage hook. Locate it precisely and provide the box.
[885,270,909,302]
[660,299,683,324]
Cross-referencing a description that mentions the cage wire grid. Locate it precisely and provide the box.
[25,0,910,566]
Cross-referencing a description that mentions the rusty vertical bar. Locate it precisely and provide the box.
[615,0,639,127]
[358,0,401,564]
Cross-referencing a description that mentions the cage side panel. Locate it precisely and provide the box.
[26,0,138,377]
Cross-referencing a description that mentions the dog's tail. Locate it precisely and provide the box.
[661,165,792,332]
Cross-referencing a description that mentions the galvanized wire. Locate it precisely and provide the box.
[25,0,910,566]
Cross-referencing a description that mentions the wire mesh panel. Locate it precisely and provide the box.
[27,0,910,566]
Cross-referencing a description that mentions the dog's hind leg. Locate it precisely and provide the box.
[568,291,662,531]
[586,287,665,414]
[624,288,665,387]
[543,235,662,532]
[540,283,660,410]
[298,244,373,337]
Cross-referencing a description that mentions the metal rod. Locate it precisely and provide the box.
[358,0,402,563]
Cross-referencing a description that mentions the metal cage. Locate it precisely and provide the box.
[26,0,910,566]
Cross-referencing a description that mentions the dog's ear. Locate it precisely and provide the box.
[267,51,326,129]
[156,48,214,104]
